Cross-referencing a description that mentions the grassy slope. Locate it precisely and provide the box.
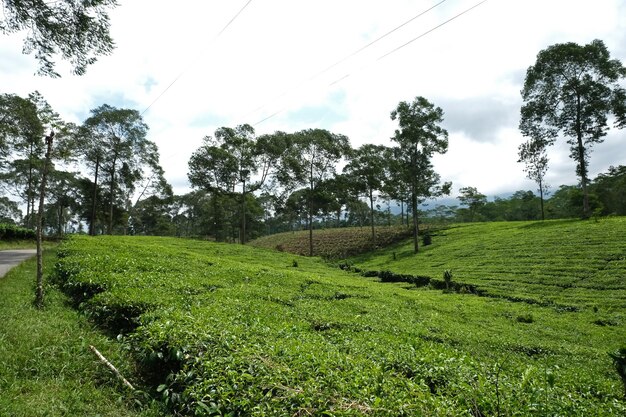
[0,249,165,417]
[249,225,412,258]
[349,218,626,310]
[54,235,626,415]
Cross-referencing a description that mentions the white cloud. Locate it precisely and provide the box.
[1,0,625,199]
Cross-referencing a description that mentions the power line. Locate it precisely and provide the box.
[377,0,489,61]
[247,0,447,123]
[141,0,254,116]
[254,0,489,126]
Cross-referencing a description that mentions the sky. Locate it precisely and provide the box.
[2,0,626,201]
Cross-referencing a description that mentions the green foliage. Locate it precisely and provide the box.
[390,96,451,253]
[458,186,487,222]
[0,249,165,416]
[0,0,117,77]
[351,218,626,310]
[609,347,626,398]
[81,104,154,235]
[443,269,453,289]
[0,223,35,240]
[422,230,432,246]
[520,39,626,217]
[516,313,534,324]
[52,234,626,415]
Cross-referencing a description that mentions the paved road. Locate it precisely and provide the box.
[0,249,36,278]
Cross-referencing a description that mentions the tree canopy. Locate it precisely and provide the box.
[520,39,626,218]
[1,0,118,77]
[391,96,450,253]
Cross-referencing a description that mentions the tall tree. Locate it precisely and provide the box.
[0,92,68,227]
[391,97,450,253]
[278,129,350,256]
[343,144,388,241]
[457,186,487,222]
[518,139,549,220]
[1,0,117,77]
[35,131,53,309]
[188,125,284,244]
[520,39,626,218]
[81,104,152,234]
[0,196,22,223]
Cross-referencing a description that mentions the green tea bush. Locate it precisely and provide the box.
[0,223,35,240]
[53,235,626,416]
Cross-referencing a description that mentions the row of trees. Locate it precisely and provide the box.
[0,92,169,237]
[1,39,625,256]
[0,90,453,254]
[187,96,451,254]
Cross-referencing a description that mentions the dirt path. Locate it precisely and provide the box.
[0,249,36,278]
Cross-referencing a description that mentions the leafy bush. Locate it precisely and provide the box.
[0,223,35,240]
[52,235,626,415]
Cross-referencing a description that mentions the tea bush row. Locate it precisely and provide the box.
[0,223,35,240]
[349,218,626,310]
[54,235,626,415]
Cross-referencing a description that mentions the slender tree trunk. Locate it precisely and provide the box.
[412,191,419,253]
[89,156,99,236]
[108,162,116,235]
[539,178,545,221]
[241,180,246,244]
[35,132,53,309]
[308,208,313,256]
[576,94,590,218]
[369,189,375,242]
[25,142,34,228]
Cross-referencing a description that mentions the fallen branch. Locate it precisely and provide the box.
[89,345,135,391]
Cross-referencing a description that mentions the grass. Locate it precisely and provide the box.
[0,239,36,250]
[348,218,626,310]
[52,234,626,415]
[0,249,165,417]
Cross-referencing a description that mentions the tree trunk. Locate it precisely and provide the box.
[576,94,590,218]
[369,189,375,242]
[108,164,116,235]
[35,132,53,309]
[308,208,313,257]
[89,155,99,236]
[241,180,246,244]
[25,142,34,228]
[539,178,545,221]
[412,191,419,253]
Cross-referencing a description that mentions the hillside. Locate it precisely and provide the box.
[348,218,626,310]
[248,225,413,258]
[52,233,626,415]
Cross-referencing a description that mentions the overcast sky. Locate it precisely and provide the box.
[2,0,626,200]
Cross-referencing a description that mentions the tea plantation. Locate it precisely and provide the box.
[53,224,625,416]
[349,218,626,310]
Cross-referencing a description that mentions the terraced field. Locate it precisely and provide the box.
[53,233,626,416]
[248,225,413,258]
[349,218,626,310]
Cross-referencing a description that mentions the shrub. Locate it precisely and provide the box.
[609,347,626,398]
[443,269,453,290]
[0,223,35,240]
[516,313,534,323]
[423,231,432,246]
